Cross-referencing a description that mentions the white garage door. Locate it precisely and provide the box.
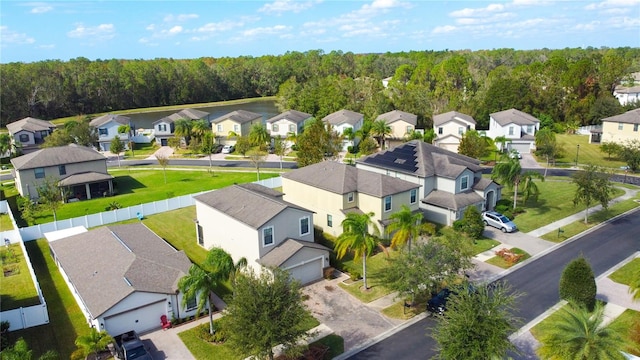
[508,143,532,154]
[104,300,166,336]
[288,258,323,285]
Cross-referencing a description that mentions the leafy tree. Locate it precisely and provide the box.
[588,96,622,125]
[167,137,181,150]
[234,136,252,156]
[246,149,267,181]
[222,268,309,360]
[492,155,544,209]
[296,118,342,167]
[36,177,65,222]
[155,154,169,184]
[385,205,423,251]
[0,133,11,158]
[422,129,437,144]
[559,256,597,312]
[74,327,113,360]
[619,140,640,172]
[599,141,622,160]
[403,129,423,142]
[535,128,561,176]
[174,119,193,146]
[371,119,392,149]
[453,206,484,240]
[1,337,58,360]
[109,135,125,167]
[358,136,378,155]
[493,135,511,153]
[458,130,490,159]
[335,212,381,290]
[572,164,614,224]
[537,303,625,360]
[41,130,74,148]
[432,281,521,360]
[249,123,270,150]
[273,136,287,169]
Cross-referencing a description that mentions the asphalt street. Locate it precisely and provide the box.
[348,209,640,359]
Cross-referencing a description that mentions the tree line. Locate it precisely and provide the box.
[2,47,639,129]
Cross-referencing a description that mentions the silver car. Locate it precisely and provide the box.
[482,211,517,233]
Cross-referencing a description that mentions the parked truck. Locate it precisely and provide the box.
[112,330,152,360]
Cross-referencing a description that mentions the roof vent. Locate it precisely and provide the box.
[123,277,132,287]
[394,159,406,164]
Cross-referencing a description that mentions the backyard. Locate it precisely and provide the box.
[0,243,40,310]
[553,133,629,170]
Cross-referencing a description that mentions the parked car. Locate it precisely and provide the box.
[212,144,223,153]
[509,150,522,159]
[482,211,517,233]
[112,330,152,360]
[221,145,235,154]
[427,284,477,315]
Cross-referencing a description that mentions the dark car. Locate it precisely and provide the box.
[212,144,223,153]
[427,288,453,315]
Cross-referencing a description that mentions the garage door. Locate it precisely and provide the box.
[104,300,166,336]
[288,258,323,285]
[508,142,532,154]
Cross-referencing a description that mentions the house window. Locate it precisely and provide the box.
[217,124,223,133]
[272,124,279,132]
[384,196,392,212]
[40,130,49,138]
[347,192,354,202]
[527,125,533,133]
[263,226,274,246]
[635,124,639,132]
[58,165,66,176]
[460,175,469,191]
[98,128,108,136]
[19,134,29,143]
[34,168,45,179]
[289,124,296,132]
[185,296,197,311]
[233,124,240,133]
[508,126,514,136]
[467,125,471,130]
[407,126,413,133]
[458,127,464,135]
[438,127,443,135]
[300,217,310,236]
[410,189,417,204]
[619,123,624,130]
[327,214,333,227]
[158,124,166,132]
[197,224,204,246]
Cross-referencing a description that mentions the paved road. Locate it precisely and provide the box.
[348,209,640,359]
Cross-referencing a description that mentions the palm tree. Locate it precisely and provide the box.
[249,123,270,149]
[521,170,545,204]
[75,327,113,360]
[494,135,511,153]
[335,212,381,290]
[178,248,246,335]
[191,119,210,143]
[491,155,542,209]
[371,119,392,149]
[386,205,423,251]
[537,303,626,360]
[174,118,193,146]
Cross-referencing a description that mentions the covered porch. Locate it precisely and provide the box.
[58,172,114,202]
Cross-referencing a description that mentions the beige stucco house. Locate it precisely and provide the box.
[10,144,113,201]
[356,140,502,226]
[6,117,57,154]
[433,111,477,153]
[282,161,420,237]
[601,108,640,143]
[211,110,262,145]
[375,110,418,148]
[194,183,330,285]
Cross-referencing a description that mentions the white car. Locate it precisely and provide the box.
[509,150,522,159]
[482,211,517,233]
[221,145,235,154]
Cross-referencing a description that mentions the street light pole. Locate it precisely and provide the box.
[575,144,580,167]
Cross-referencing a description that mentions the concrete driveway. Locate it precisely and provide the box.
[520,153,542,169]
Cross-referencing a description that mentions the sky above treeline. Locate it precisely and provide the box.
[1,0,639,63]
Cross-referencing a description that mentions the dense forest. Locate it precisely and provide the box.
[1,47,639,129]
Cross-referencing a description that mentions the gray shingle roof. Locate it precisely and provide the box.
[473,177,496,191]
[58,172,113,186]
[210,110,262,124]
[282,161,418,197]
[322,110,363,126]
[602,108,640,125]
[376,110,417,126]
[357,140,482,179]
[152,113,183,125]
[177,108,209,120]
[257,239,330,267]
[422,190,484,210]
[90,114,131,127]
[266,110,313,124]
[11,144,106,170]
[6,117,56,134]
[614,85,640,94]
[194,184,310,229]
[433,111,476,126]
[48,223,192,317]
[490,109,540,126]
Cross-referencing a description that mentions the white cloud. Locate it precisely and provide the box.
[168,26,183,35]
[574,20,600,30]
[146,24,155,31]
[196,20,240,34]
[242,25,290,37]
[0,26,36,46]
[455,12,516,25]
[432,25,457,34]
[30,5,53,14]
[585,0,640,10]
[259,0,318,14]
[67,23,115,39]
[163,13,199,22]
[450,4,505,17]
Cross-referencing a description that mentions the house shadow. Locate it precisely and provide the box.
[111,175,146,195]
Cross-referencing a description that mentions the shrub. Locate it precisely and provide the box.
[455,206,484,239]
[196,322,226,343]
[350,271,361,281]
[559,256,597,312]
[495,204,510,214]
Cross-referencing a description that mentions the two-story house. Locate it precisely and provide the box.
[375,110,418,148]
[282,161,420,237]
[90,114,132,151]
[613,72,640,106]
[322,110,364,151]
[433,111,477,153]
[356,140,501,226]
[211,110,262,145]
[194,183,330,285]
[601,108,640,143]
[6,117,57,154]
[266,110,313,145]
[153,108,210,146]
[10,144,113,201]
[486,109,540,154]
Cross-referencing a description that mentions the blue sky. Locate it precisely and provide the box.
[1,0,639,63]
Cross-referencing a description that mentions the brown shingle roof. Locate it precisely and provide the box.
[282,161,418,197]
[11,144,106,170]
[89,114,131,127]
[257,239,330,267]
[6,117,56,134]
[422,190,484,210]
[490,109,539,126]
[602,108,640,125]
[322,110,363,126]
[210,110,262,124]
[433,111,476,126]
[376,110,417,126]
[266,110,313,124]
[48,223,192,317]
[194,184,310,229]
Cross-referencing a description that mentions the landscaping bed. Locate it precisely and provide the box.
[486,248,530,269]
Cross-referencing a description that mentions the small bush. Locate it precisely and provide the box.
[350,271,361,281]
[559,256,597,312]
[495,204,510,214]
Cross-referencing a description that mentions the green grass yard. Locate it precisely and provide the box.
[609,258,640,286]
[553,134,629,170]
[0,244,40,310]
[337,250,398,303]
[471,238,501,255]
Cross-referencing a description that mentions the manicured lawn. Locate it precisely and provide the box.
[609,258,640,286]
[0,244,40,310]
[554,134,628,170]
[337,250,397,303]
[26,169,278,224]
[381,295,429,320]
[124,142,159,159]
[485,247,530,269]
[9,240,91,359]
[1,212,13,230]
[471,237,501,255]
[609,309,640,356]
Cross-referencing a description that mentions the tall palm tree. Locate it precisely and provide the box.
[386,205,423,251]
[521,170,545,204]
[537,303,626,360]
[191,119,210,144]
[75,327,113,360]
[335,212,381,290]
[249,123,270,149]
[491,155,542,209]
[494,135,511,153]
[174,118,193,146]
[371,119,392,149]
